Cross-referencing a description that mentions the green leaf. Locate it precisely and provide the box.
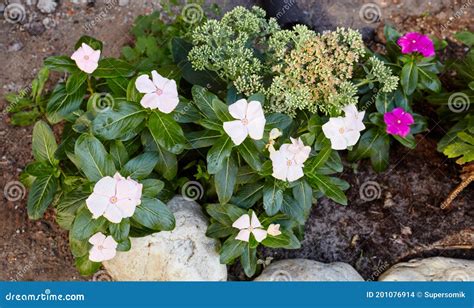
[74,134,116,182]
[191,85,219,119]
[32,121,58,165]
[215,156,238,204]
[292,180,313,220]
[418,68,441,93]
[24,161,56,177]
[27,174,58,220]
[75,255,101,276]
[230,182,264,209]
[241,246,257,277]
[306,174,347,205]
[280,194,305,224]
[393,134,416,149]
[207,135,233,174]
[304,142,331,175]
[206,222,235,238]
[155,144,178,181]
[206,203,246,226]
[10,110,41,126]
[107,77,128,96]
[219,237,246,264]
[92,58,134,78]
[92,100,146,140]
[71,208,107,241]
[66,72,88,94]
[132,197,175,231]
[401,62,418,95]
[263,180,283,216]
[46,83,86,124]
[121,152,159,180]
[109,218,130,242]
[455,31,474,47]
[261,232,291,248]
[126,77,140,103]
[44,56,78,73]
[148,111,186,154]
[110,140,129,169]
[370,132,390,172]
[213,98,233,122]
[75,35,103,51]
[265,113,292,131]
[69,233,89,257]
[141,179,165,198]
[238,139,263,171]
[185,130,222,149]
[56,189,89,230]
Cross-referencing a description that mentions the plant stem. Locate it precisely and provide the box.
[441,174,474,210]
[87,76,94,95]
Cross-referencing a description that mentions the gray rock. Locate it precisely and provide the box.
[254,259,364,281]
[379,257,474,281]
[104,196,227,281]
[118,0,129,6]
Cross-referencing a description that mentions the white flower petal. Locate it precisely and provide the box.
[246,100,264,121]
[223,120,248,145]
[115,198,137,218]
[228,99,248,120]
[81,43,95,55]
[151,70,168,88]
[86,194,110,219]
[140,93,160,109]
[250,211,262,228]
[252,228,267,242]
[267,224,281,236]
[89,49,101,63]
[232,214,250,229]
[88,246,105,262]
[103,205,123,223]
[135,75,156,94]
[99,247,117,261]
[235,229,251,242]
[286,165,304,182]
[88,232,106,245]
[344,130,361,147]
[103,236,118,250]
[157,92,179,114]
[328,136,348,150]
[93,176,116,197]
[247,116,265,140]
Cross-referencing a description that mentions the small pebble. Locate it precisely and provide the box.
[7,42,23,52]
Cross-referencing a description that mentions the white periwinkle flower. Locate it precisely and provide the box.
[86,172,143,224]
[267,224,282,236]
[223,99,266,146]
[135,70,179,113]
[270,137,311,182]
[88,232,118,262]
[232,211,267,243]
[70,43,100,74]
[322,104,365,150]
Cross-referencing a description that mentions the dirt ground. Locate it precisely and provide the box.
[0,0,472,281]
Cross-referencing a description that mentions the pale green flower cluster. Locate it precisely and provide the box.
[267,27,366,116]
[187,6,398,117]
[365,56,399,93]
[188,6,280,95]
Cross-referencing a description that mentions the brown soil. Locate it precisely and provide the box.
[1,0,472,281]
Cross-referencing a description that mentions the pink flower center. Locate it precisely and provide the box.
[84,55,90,60]
[339,127,345,134]
[155,88,163,96]
[248,226,254,232]
[397,120,401,124]
[412,40,416,43]
[109,196,118,204]
[241,118,249,125]
[286,160,293,166]
[97,245,104,251]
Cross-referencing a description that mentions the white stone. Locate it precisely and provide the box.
[379,257,474,281]
[104,196,227,281]
[37,0,57,13]
[254,259,364,281]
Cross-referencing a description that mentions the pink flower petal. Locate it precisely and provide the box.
[232,214,250,229]
[235,229,251,242]
[140,93,160,109]
[252,228,268,242]
[228,99,248,120]
[86,194,110,219]
[223,120,248,145]
[135,75,156,94]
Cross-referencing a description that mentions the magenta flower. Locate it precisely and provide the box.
[383,107,415,138]
[397,32,435,57]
